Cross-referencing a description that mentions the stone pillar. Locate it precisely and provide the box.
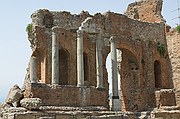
[110,36,120,111]
[77,29,84,87]
[30,56,37,83]
[96,33,104,89]
[52,27,59,84]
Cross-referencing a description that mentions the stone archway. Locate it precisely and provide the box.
[119,48,140,111]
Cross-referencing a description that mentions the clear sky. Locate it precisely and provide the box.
[0,0,179,103]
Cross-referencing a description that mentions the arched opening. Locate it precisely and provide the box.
[154,60,161,88]
[106,49,121,111]
[120,48,140,111]
[83,52,88,81]
[59,49,69,85]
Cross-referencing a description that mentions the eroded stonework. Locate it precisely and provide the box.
[24,8,172,111]
[1,0,180,119]
[125,0,165,23]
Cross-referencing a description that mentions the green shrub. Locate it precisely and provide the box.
[176,25,180,33]
[141,59,145,65]
[157,41,165,56]
[26,23,32,33]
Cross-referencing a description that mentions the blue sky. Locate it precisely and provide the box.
[0,0,179,103]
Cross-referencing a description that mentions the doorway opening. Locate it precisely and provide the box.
[154,60,161,88]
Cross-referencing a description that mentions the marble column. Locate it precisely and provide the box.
[77,29,84,87]
[30,56,37,83]
[96,33,104,89]
[52,27,59,84]
[110,36,120,111]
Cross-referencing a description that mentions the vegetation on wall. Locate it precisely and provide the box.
[157,41,165,56]
[26,23,32,33]
[176,25,180,33]
[141,59,145,65]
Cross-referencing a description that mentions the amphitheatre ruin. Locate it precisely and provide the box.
[1,0,180,118]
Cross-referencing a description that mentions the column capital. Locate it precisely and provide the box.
[109,36,117,43]
[31,56,37,60]
[77,29,83,37]
[52,26,59,33]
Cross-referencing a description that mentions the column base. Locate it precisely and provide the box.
[51,83,59,85]
[96,87,105,91]
[51,80,59,85]
[77,84,84,87]
[110,98,121,111]
[31,81,37,83]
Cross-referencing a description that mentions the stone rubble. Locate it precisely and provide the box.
[5,85,23,107]
[20,98,42,110]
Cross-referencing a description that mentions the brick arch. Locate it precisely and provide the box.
[117,42,139,59]
[59,48,69,85]
[153,57,173,89]
[113,41,142,111]
[116,41,140,71]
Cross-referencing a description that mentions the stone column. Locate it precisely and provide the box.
[30,56,37,83]
[77,29,84,87]
[96,33,104,89]
[110,36,120,111]
[52,27,59,84]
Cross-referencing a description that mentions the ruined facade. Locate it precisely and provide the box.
[1,0,180,119]
[24,5,173,111]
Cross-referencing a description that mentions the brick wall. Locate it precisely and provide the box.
[24,83,108,108]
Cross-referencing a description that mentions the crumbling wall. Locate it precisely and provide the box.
[25,9,172,111]
[125,0,165,23]
[167,30,180,106]
[18,4,177,113]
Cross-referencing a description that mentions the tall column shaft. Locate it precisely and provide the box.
[52,28,59,84]
[30,56,37,83]
[96,33,103,89]
[77,30,84,87]
[110,36,120,111]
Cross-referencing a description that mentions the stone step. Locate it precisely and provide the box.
[134,112,150,119]
[86,114,129,119]
[39,116,55,119]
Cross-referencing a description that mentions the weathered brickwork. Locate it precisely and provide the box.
[2,0,180,119]
[125,0,164,23]
[167,30,180,106]
[24,83,108,107]
[155,89,176,107]
[23,7,172,112]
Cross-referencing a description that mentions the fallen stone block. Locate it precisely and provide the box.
[20,98,42,110]
[5,84,23,107]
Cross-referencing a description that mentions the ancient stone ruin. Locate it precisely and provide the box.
[1,0,180,119]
